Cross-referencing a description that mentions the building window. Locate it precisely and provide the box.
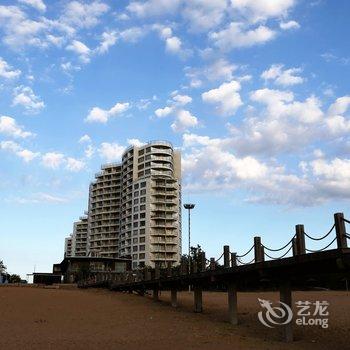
[134,191,139,197]
[133,238,138,243]
[134,198,139,204]
[139,253,145,259]
[140,205,146,211]
[140,228,145,234]
[133,245,138,252]
[133,254,138,260]
[134,184,139,189]
[140,197,146,203]
[132,262,138,269]
[139,150,144,155]
[140,237,145,243]
[141,182,146,188]
[139,245,145,251]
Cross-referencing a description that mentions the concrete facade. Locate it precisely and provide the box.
[63,141,181,270]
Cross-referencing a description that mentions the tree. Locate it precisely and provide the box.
[9,274,21,283]
[0,260,6,273]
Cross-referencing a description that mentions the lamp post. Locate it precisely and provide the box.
[184,203,195,292]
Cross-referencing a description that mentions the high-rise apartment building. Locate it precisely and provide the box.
[73,216,88,256]
[63,141,181,270]
[87,164,122,258]
[64,235,73,258]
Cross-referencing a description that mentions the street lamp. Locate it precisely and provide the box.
[184,203,195,291]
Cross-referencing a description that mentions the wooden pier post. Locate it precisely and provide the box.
[155,264,160,279]
[210,258,216,270]
[200,251,206,272]
[194,286,203,313]
[334,212,348,249]
[296,225,306,254]
[231,253,237,267]
[292,237,298,256]
[224,245,230,268]
[227,282,238,325]
[254,236,263,262]
[171,289,178,307]
[279,280,293,342]
[153,287,159,301]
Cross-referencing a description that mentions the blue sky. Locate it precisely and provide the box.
[0,0,349,278]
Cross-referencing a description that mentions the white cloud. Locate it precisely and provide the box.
[231,0,296,23]
[202,80,243,116]
[84,144,94,158]
[119,27,146,43]
[66,40,91,63]
[79,134,91,143]
[96,31,117,54]
[280,20,300,30]
[328,96,350,115]
[172,94,192,105]
[182,0,228,32]
[12,86,45,114]
[0,57,21,79]
[0,140,39,162]
[210,22,276,51]
[10,192,68,204]
[127,138,146,147]
[42,152,65,169]
[99,142,125,161]
[171,109,198,132]
[85,102,130,123]
[66,157,85,172]
[16,148,39,162]
[165,36,182,53]
[127,0,181,17]
[0,5,47,49]
[61,1,109,30]
[261,64,304,86]
[155,106,174,118]
[0,116,33,138]
[18,0,46,12]
[185,58,237,88]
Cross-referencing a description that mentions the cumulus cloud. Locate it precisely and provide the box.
[279,20,300,30]
[210,22,276,51]
[66,40,91,63]
[127,0,181,17]
[18,0,46,12]
[202,80,243,116]
[0,116,34,138]
[85,102,130,123]
[66,157,85,172]
[12,86,45,114]
[185,58,237,88]
[127,138,145,147]
[0,140,39,162]
[0,57,21,79]
[261,64,304,86]
[231,0,296,23]
[41,152,65,169]
[79,134,91,143]
[171,109,198,132]
[60,1,109,30]
[99,142,125,161]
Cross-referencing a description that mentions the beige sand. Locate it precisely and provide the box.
[0,286,349,350]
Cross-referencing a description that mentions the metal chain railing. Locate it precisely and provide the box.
[264,245,293,260]
[236,257,255,265]
[305,236,337,253]
[236,245,254,258]
[304,224,335,241]
[262,236,294,252]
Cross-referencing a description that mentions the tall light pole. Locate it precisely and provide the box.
[184,203,195,292]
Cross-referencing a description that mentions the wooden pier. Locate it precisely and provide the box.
[79,212,350,342]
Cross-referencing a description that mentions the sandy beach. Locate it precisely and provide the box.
[0,286,349,350]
